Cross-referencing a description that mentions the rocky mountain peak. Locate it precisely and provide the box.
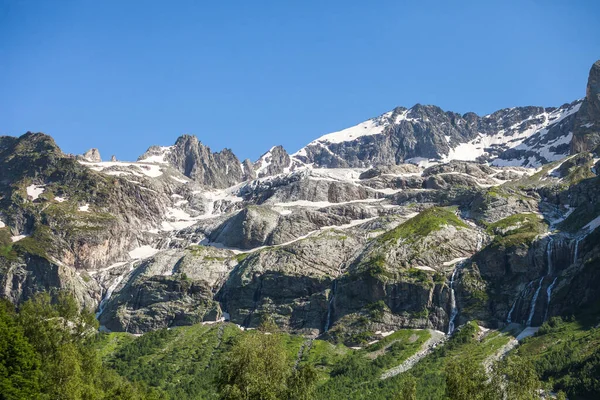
[571,59,600,153]
[1,132,62,156]
[165,134,244,188]
[79,148,102,162]
[254,145,291,178]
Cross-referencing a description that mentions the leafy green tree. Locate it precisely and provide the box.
[0,291,155,399]
[445,358,497,400]
[287,365,318,400]
[0,300,41,399]
[555,391,567,400]
[395,376,417,400]
[218,322,291,400]
[498,357,540,400]
[218,320,317,400]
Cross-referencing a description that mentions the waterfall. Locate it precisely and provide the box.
[447,267,459,335]
[506,281,533,324]
[546,237,554,275]
[573,237,582,264]
[526,277,544,327]
[506,298,518,324]
[544,277,558,322]
[323,280,337,332]
[476,233,484,251]
[96,273,126,318]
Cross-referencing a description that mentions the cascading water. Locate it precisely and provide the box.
[525,237,556,326]
[526,277,544,327]
[447,267,459,335]
[506,281,533,324]
[573,236,583,264]
[323,280,337,332]
[506,298,518,324]
[544,277,558,322]
[546,237,554,275]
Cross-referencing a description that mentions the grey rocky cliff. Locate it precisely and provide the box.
[241,158,256,181]
[571,60,600,154]
[162,135,245,188]
[2,61,600,345]
[292,102,580,169]
[254,145,291,178]
[78,148,102,162]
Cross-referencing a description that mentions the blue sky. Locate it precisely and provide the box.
[1,0,599,162]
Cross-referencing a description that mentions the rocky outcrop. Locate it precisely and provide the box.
[241,159,256,181]
[165,135,245,188]
[254,145,291,178]
[98,248,236,333]
[3,61,600,342]
[78,148,102,162]
[292,101,582,169]
[572,60,600,153]
[218,229,362,336]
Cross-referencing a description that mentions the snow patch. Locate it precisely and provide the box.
[79,204,90,212]
[128,246,159,260]
[415,266,435,272]
[26,184,45,200]
[11,235,28,242]
[583,215,600,232]
[304,110,394,146]
[79,161,163,178]
[137,146,173,164]
[171,176,189,184]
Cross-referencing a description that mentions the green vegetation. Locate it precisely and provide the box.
[12,224,55,259]
[0,292,157,399]
[218,320,318,400]
[485,213,547,248]
[0,228,17,260]
[378,207,468,244]
[187,245,228,261]
[3,290,599,399]
[559,200,600,233]
[507,314,600,399]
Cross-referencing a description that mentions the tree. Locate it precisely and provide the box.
[0,300,41,399]
[287,365,318,400]
[445,358,497,400]
[218,322,291,400]
[218,321,317,400]
[497,357,540,400]
[395,376,417,400]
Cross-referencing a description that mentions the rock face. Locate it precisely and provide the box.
[572,60,600,153]
[79,148,102,162]
[1,61,600,344]
[291,102,581,169]
[254,145,291,178]
[163,135,245,188]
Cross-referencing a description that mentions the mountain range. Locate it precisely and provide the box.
[0,60,599,348]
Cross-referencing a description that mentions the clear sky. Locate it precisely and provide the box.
[1,0,599,162]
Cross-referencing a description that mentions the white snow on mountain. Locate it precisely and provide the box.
[137,146,174,164]
[303,110,395,146]
[26,184,45,201]
[444,103,581,166]
[128,245,160,260]
[79,160,164,178]
[255,146,275,177]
